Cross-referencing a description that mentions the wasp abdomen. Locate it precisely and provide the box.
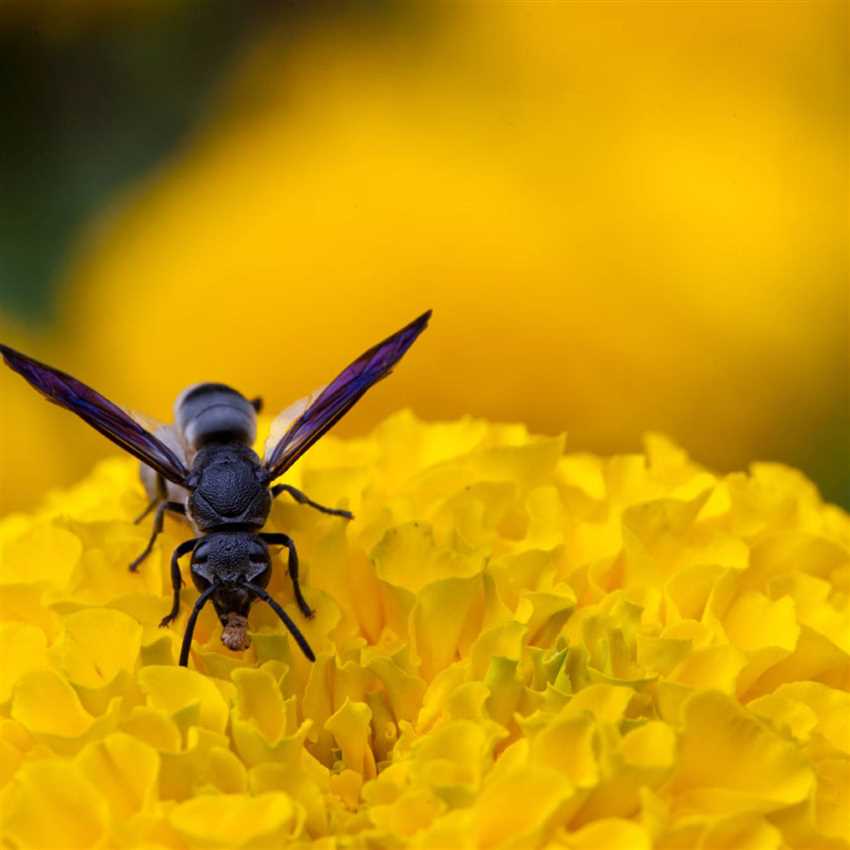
[175,383,257,450]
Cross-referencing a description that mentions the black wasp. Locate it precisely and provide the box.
[0,311,430,666]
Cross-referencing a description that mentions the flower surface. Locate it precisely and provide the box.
[1,412,848,849]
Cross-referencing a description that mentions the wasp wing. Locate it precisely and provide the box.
[129,410,191,469]
[263,387,323,462]
[0,344,190,486]
[263,310,431,481]
[134,417,192,505]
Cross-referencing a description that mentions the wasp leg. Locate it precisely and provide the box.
[270,484,353,520]
[159,538,199,627]
[250,396,263,413]
[179,585,216,667]
[245,582,315,661]
[129,501,186,572]
[259,532,314,619]
[134,495,160,525]
[134,473,168,524]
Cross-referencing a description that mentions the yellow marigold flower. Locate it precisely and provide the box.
[1,412,849,849]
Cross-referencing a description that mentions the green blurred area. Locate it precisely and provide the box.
[0,3,253,320]
[0,1,401,321]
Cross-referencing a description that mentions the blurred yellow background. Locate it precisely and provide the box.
[1,2,847,512]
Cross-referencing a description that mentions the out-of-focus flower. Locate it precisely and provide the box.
[1,412,848,848]
[2,3,846,513]
[0,319,87,512]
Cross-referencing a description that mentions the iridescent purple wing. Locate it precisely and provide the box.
[0,344,189,486]
[263,310,431,481]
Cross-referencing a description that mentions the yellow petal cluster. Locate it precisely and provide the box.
[1,412,849,849]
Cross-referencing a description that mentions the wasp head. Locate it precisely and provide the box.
[189,532,270,652]
[179,531,314,667]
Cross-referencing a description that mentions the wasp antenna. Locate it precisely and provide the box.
[178,585,217,667]
[245,583,316,662]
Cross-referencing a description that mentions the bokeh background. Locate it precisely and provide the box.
[0,1,847,513]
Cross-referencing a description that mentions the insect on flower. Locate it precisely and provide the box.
[0,310,430,665]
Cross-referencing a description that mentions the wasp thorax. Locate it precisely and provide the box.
[196,458,260,515]
[187,446,271,530]
[175,382,257,450]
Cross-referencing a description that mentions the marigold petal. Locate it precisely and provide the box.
[372,522,485,593]
[249,740,328,837]
[169,792,300,847]
[475,763,574,850]
[470,621,526,680]
[412,719,489,805]
[207,745,248,794]
[635,633,692,676]
[699,813,784,850]
[561,818,652,850]
[411,575,484,680]
[564,683,634,725]
[76,732,159,818]
[369,785,446,837]
[813,757,850,841]
[329,767,362,810]
[1,760,108,850]
[0,623,49,703]
[748,625,850,697]
[770,681,850,754]
[410,809,476,850]
[529,712,600,788]
[367,655,427,725]
[157,725,231,801]
[120,706,182,753]
[724,591,799,653]
[54,607,142,689]
[0,525,81,588]
[671,690,813,813]
[483,656,526,729]
[489,548,562,610]
[747,692,819,744]
[138,665,229,735]
[324,698,376,779]
[469,436,565,489]
[0,737,23,788]
[0,584,60,638]
[71,542,162,605]
[232,667,286,744]
[10,669,94,738]
[669,644,747,693]
[622,721,676,770]
[520,591,575,648]
[433,480,518,550]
